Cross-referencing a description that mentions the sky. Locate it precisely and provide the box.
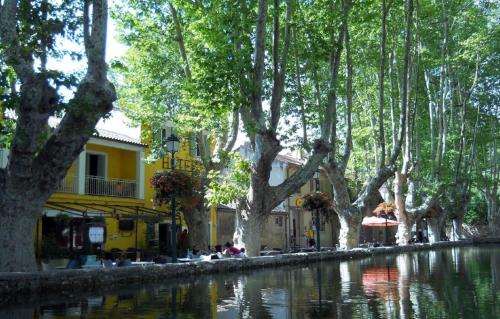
[48,15,254,150]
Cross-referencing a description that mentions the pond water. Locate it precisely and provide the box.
[2,245,499,318]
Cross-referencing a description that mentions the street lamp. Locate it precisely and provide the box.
[165,133,180,263]
[314,171,321,252]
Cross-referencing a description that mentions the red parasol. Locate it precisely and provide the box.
[362,216,400,227]
[362,267,399,301]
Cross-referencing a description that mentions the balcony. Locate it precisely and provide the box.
[85,175,137,198]
[56,175,138,199]
[56,174,77,193]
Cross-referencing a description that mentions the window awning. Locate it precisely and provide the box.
[44,201,179,223]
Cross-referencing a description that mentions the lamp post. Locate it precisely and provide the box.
[165,133,180,263]
[314,171,321,252]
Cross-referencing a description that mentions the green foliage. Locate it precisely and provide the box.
[206,152,250,205]
[0,118,15,148]
[464,189,488,225]
[112,0,500,227]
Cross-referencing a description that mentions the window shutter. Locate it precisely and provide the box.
[154,128,164,148]
[189,132,197,157]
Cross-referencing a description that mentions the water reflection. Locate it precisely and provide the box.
[1,246,499,318]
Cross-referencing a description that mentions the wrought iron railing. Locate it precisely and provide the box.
[56,174,77,193]
[85,175,137,198]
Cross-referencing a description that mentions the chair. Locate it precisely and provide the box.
[117,259,132,267]
[66,259,81,269]
[81,255,102,269]
[110,248,123,260]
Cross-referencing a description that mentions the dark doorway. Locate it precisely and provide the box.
[159,223,181,256]
[86,153,105,177]
[158,223,171,255]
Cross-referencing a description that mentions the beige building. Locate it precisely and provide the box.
[215,151,340,252]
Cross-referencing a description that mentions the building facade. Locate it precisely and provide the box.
[215,143,340,251]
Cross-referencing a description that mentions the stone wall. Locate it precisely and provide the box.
[1,238,498,300]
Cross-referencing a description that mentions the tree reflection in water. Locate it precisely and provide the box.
[3,246,500,318]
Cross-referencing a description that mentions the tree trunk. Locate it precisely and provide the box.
[486,191,499,236]
[396,206,412,245]
[379,182,394,203]
[0,0,115,273]
[338,213,361,250]
[394,173,416,246]
[233,201,268,257]
[451,218,462,241]
[183,206,211,252]
[437,208,447,242]
[0,205,39,272]
[427,218,440,243]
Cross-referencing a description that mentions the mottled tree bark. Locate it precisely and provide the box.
[183,205,211,251]
[0,0,115,272]
[485,190,499,236]
[327,0,411,249]
[233,200,268,257]
[233,0,335,255]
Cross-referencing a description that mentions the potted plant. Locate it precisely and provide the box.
[300,192,333,251]
[301,192,332,211]
[150,170,203,208]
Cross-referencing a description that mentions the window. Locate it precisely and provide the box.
[189,132,201,158]
[119,219,135,231]
[159,127,176,146]
[275,216,283,227]
[86,153,105,177]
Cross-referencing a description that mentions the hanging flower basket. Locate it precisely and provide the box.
[300,192,332,211]
[150,170,203,207]
[373,202,396,218]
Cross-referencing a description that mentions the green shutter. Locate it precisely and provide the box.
[189,132,197,157]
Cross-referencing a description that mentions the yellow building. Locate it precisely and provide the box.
[36,114,153,261]
[11,112,217,263]
[141,122,213,254]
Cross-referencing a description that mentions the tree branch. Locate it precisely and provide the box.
[378,0,387,168]
[407,194,436,219]
[341,0,353,171]
[33,0,115,196]
[270,0,293,131]
[268,139,331,209]
[85,0,108,81]
[292,24,309,148]
[388,0,413,167]
[324,22,345,150]
[168,1,192,79]
[249,0,269,131]
[198,132,212,168]
[224,108,240,153]
[0,0,35,82]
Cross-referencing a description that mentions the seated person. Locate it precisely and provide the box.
[66,252,82,269]
[223,242,245,257]
[117,254,132,267]
[102,252,115,268]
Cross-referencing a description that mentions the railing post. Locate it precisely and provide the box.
[136,150,145,199]
[76,148,86,195]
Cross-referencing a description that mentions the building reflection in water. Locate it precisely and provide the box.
[3,246,500,319]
